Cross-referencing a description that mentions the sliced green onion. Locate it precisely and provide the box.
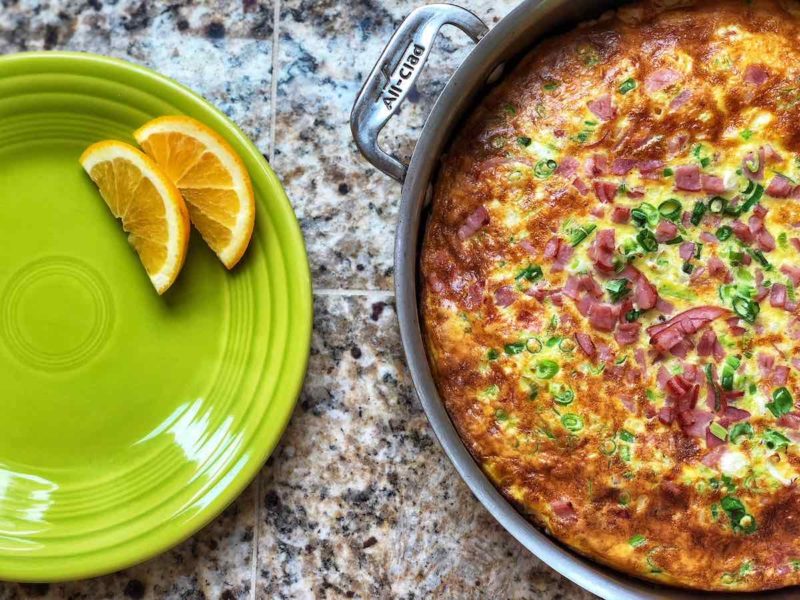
[619,430,635,443]
[716,225,733,241]
[569,223,597,247]
[720,495,757,534]
[744,152,760,173]
[729,250,744,267]
[637,229,658,251]
[534,159,558,179]
[543,81,559,91]
[629,534,647,548]
[625,309,641,322]
[690,201,707,226]
[710,422,728,440]
[618,78,636,94]
[536,359,560,379]
[665,235,684,245]
[558,338,576,353]
[600,439,617,455]
[748,249,771,269]
[730,422,753,444]
[708,196,727,214]
[740,183,764,213]
[517,136,532,147]
[721,367,735,391]
[763,429,790,452]
[550,383,574,405]
[516,264,543,282]
[695,243,703,259]
[605,278,631,302]
[631,208,648,227]
[561,413,583,432]
[504,341,526,355]
[619,445,631,461]
[663,167,674,177]
[545,336,561,348]
[682,262,694,274]
[526,337,543,354]
[732,296,759,324]
[740,129,753,140]
[766,387,793,418]
[658,198,682,220]
[487,348,499,360]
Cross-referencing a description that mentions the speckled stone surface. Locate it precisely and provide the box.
[0,1,597,598]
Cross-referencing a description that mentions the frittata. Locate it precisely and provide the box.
[420,0,800,590]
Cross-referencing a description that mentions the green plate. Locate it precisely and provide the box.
[0,52,312,581]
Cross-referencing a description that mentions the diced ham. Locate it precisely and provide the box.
[576,293,594,316]
[635,348,648,379]
[701,444,727,466]
[666,374,692,398]
[591,205,606,218]
[611,206,631,224]
[585,153,609,177]
[706,427,726,449]
[742,147,765,181]
[669,89,692,111]
[519,239,537,255]
[655,219,679,242]
[615,322,641,345]
[589,302,619,332]
[758,353,775,379]
[552,240,574,272]
[771,283,788,308]
[611,158,637,175]
[756,229,776,252]
[697,329,716,357]
[638,159,665,174]
[645,68,681,92]
[731,220,754,244]
[675,165,701,191]
[690,266,706,283]
[656,297,675,315]
[713,336,726,362]
[648,306,732,352]
[699,232,718,244]
[773,365,790,386]
[749,214,764,234]
[764,144,783,163]
[556,156,579,179]
[700,174,726,193]
[720,406,750,427]
[679,242,696,261]
[627,186,645,198]
[564,274,603,300]
[587,94,616,121]
[668,134,688,156]
[494,286,516,307]
[766,174,794,198]
[792,238,800,253]
[707,256,732,282]
[588,229,616,272]
[597,343,614,363]
[744,64,769,85]
[551,499,577,522]
[782,264,800,286]
[575,333,596,358]
[679,408,713,438]
[634,275,658,310]
[573,177,589,195]
[563,276,581,300]
[593,180,618,203]
[779,412,800,429]
[658,407,674,424]
[457,206,489,239]
[543,237,560,259]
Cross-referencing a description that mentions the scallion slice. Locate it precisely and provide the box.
[658,198,682,220]
[534,159,558,179]
[690,201,707,226]
[732,296,759,323]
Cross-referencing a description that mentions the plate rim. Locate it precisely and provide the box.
[0,50,313,582]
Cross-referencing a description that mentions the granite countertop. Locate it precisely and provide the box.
[0,2,597,598]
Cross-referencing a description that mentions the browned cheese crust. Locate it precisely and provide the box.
[420,0,800,591]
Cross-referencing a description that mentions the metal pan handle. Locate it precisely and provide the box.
[350,4,488,183]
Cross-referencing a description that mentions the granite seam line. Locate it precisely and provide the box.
[313,288,395,298]
[252,1,282,596]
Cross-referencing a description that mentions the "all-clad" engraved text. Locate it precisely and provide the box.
[382,43,425,111]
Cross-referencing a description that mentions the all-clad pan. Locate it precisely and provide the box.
[351,2,796,598]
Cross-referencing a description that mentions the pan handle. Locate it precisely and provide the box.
[350,4,488,183]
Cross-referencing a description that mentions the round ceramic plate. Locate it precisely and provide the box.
[0,52,312,581]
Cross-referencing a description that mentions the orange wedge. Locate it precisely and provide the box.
[80,140,191,295]
[134,116,255,269]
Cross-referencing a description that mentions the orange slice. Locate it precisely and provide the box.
[79,140,191,295]
[134,116,255,269]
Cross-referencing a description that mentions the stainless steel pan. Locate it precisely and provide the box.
[350,2,795,597]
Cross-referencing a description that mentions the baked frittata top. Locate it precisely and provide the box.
[420,0,800,591]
